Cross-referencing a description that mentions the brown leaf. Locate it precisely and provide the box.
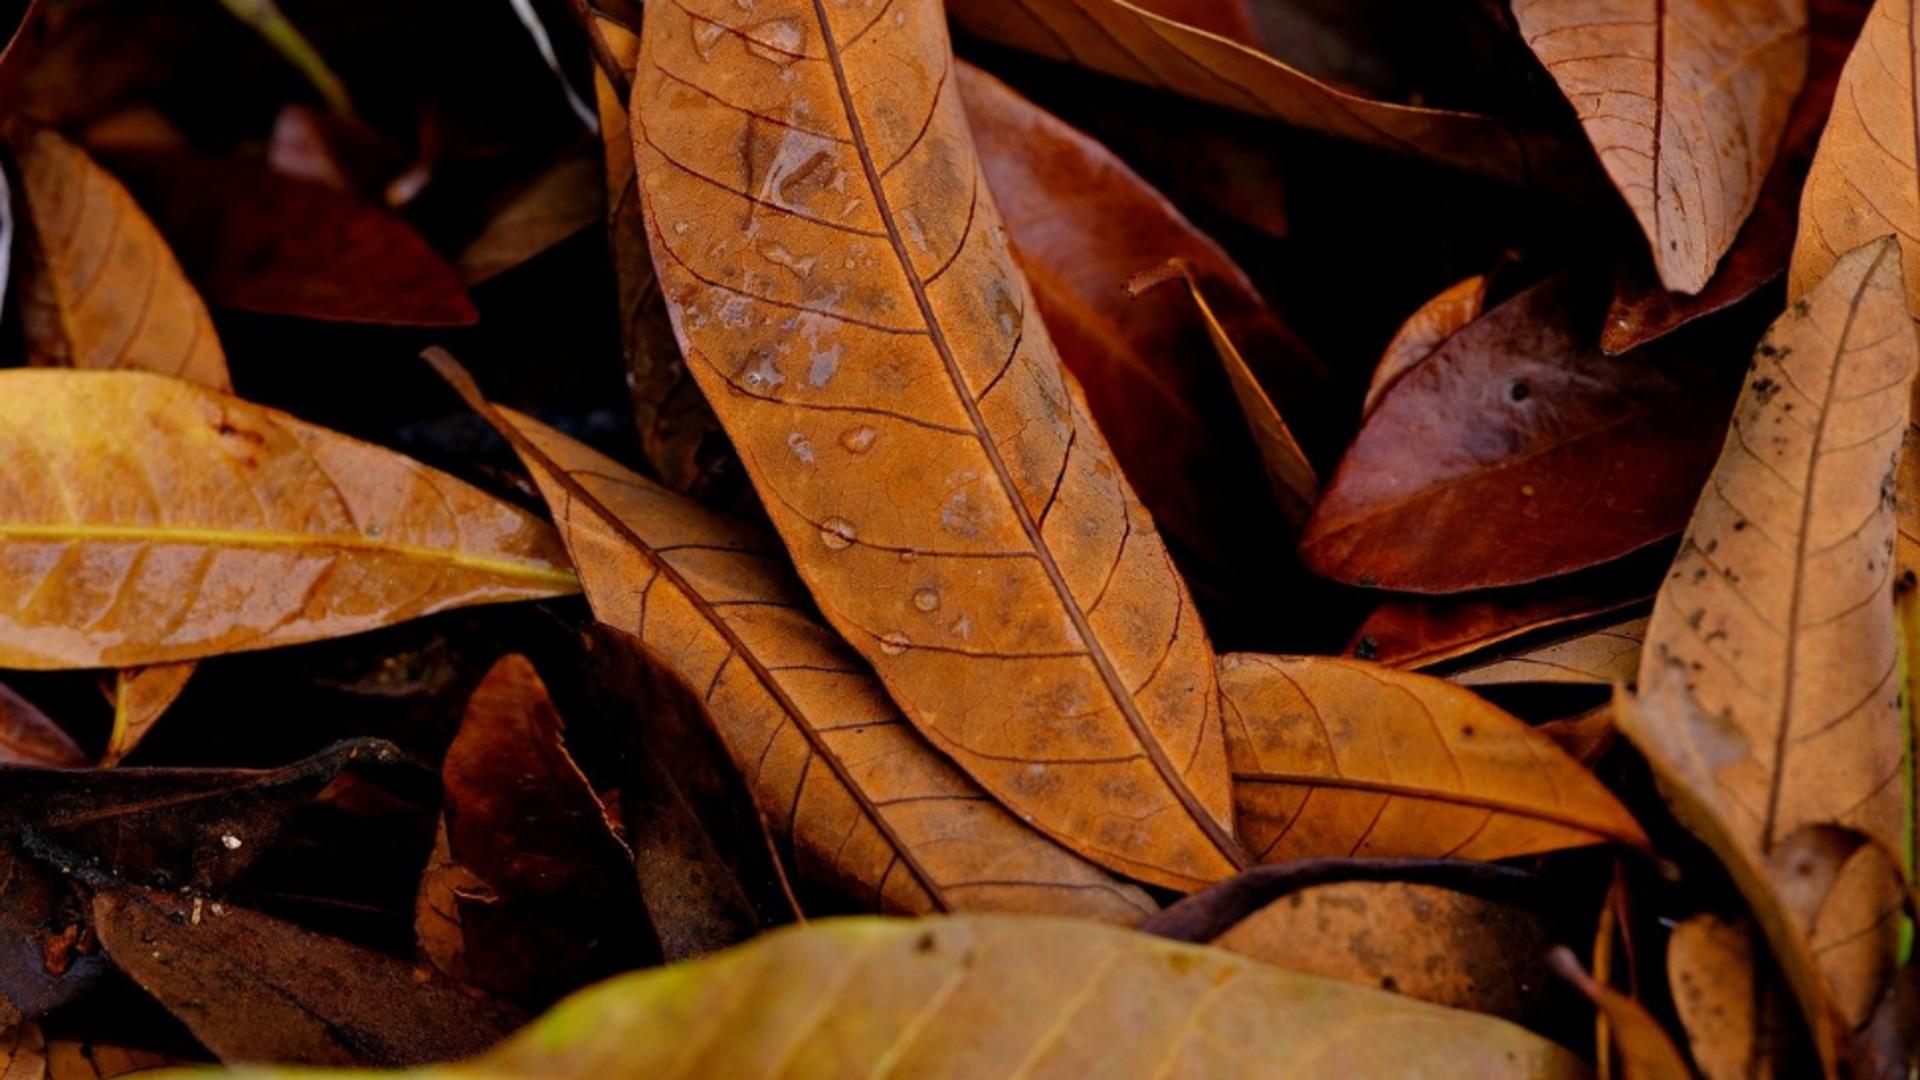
[632,0,1244,889]
[415,654,647,1009]
[455,147,605,285]
[101,149,478,327]
[428,352,1157,922]
[1,1024,45,1080]
[1629,239,1915,1042]
[1549,947,1692,1080]
[1128,259,1320,526]
[0,683,83,768]
[962,63,1326,575]
[101,663,195,767]
[0,369,578,669]
[92,886,519,1068]
[1213,879,1555,1024]
[11,124,228,390]
[1220,653,1648,863]
[944,0,1580,186]
[1365,273,1487,418]
[1667,913,1794,1080]
[1301,273,1734,592]
[1450,614,1648,688]
[1602,0,1868,353]
[1513,0,1808,293]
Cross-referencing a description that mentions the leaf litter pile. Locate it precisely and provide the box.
[10,0,1920,1075]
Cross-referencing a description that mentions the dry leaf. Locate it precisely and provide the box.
[0,369,577,669]
[1629,239,1915,1039]
[1301,273,1734,592]
[0,683,83,767]
[101,663,195,766]
[1513,0,1809,293]
[633,0,1243,890]
[1211,879,1554,1023]
[944,0,1578,186]
[1450,615,1649,688]
[11,124,228,390]
[202,916,1591,1079]
[1668,913,1793,1080]
[0,1025,43,1080]
[1549,947,1692,1080]
[429,353,1156,922]
[456,147,605,285]
[1219,653,1647,863]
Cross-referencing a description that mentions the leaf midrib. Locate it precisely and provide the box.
[0,522,579,590]
[809,0,1246,873]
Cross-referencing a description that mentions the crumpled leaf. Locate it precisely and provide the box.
[1513,0,1809,293]
[1628,239,1916,1049]
[944,0,1581,187]
[205,916,1591,1079]
[1220,653,1647,863]
[413,654,646,1010]
[0,369,578,669]
[633,0,1244,889]
[1301,273,1735,593]
[10,124,228,390]
[93,885,519,1068]
[429,352,1156,922]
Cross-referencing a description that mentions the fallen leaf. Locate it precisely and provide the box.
[428,352,1157,922]
[414,654,647,1009]
[1128,259,1320,526]
[1128,0,1260,44]
[1212,879,1555,1024]
[1219,653,1648,863]
[944,0,1579,187]
[1549,947,1692,1080]
[1301,273,1735,592]
[455,147,604,284]
[1602,0,1868,353]
[203,916,1591,1078]
[1667,913,1794,1080]
[92,886,519,1068]
[633,0,1244,890]
[1629,238,1915,1039]
[1347,547,1663,669]
[43,1031,184,1080]
[1513,0,1809,294]
[10,124,228,390]
[0,369,578,669]
[0,684,83,768]
[101,149,478,327]
[1,1025,44,1080]
[1450,615,1649,688]
[101,663,195,766]
[962,62,1326,573]
[1365,273,1487,418]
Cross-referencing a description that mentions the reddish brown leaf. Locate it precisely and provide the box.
[0,684,82,768]
[1364,273,1486,418]
[1301,273,1735,593]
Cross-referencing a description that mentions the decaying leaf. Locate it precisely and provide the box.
[1219,653,1647,863]
[1450,615,1649,688]
[1301,273,1735,592]
[944,0,1578,187]
[93,886,519,1068]
[429,353,1156,922]
[11,124,228,390]
[206,916,1591,1079]
[1211,879,1555,1024]
[1513,0,1809,293]
[414,654,646,1010]
[633,0,1243,889]
[0,369,577,669]
[1667,913,1793,1080]
[1628,239,1916,1043]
